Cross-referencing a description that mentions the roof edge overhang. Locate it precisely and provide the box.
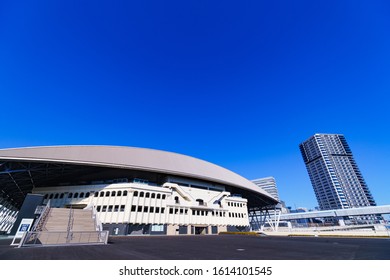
[0,145,278,205]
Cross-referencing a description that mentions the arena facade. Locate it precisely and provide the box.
[0,146,278,236]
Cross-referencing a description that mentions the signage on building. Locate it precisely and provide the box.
[10,218,34,246]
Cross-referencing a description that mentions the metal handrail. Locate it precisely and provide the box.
[66,205,74,242]
[91,204,103,231]
[31,200,51,231]
[18,230,109,247]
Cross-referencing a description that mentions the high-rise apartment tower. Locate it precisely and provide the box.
[299,133,376,211]
[252,177,280,201]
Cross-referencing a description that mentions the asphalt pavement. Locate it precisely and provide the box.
[0,235,389,260]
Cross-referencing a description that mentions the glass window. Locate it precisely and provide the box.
[146,192,150,198]
[105,191,110,197]
[120,205,125,212]
[133,191,138,197]
[54,193,59,199]
[74,193,79,198]
[68,193,73,198]
[94,192,99,197]
[156,194,161,199]
[79,192,84,198]
[114,205,119,212]
[140,192,144,197]
[108,205,113,212]
[85,192,90,198]
[151,225,164,232]
[100,192,104,197]
[151,193,156,199]
[60,193,64,199]
[102,205,107,212]
[49,194,54,199]
[111,191,116,197]
[117,191,122,196]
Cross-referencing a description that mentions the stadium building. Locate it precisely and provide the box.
[0,146,277,237]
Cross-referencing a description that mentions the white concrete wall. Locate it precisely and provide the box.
[34,182,250,232]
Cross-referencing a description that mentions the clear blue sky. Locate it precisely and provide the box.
[1,1,389,209]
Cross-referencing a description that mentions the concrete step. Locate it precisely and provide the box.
[42,208,97,233]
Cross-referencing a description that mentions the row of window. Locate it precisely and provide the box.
[43,190,168,200]
[95,190,128,197]
[229,212,245,218]
[44,192,91,200]
[113,205,242,218]
[133,191,167,199]
[196,210,225,217]
[167,208,244,218]
[170,208,227,217]
[130,205,166,214]
[227,202,245,208]
[96,205,126,212]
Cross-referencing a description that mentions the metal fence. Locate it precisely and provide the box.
[18,230,109,247]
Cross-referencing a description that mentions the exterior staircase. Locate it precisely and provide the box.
[43,208,96,232]
[19,206,108,247]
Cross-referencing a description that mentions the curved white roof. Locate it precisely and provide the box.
[0,145,277,203]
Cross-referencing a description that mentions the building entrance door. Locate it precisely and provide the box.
[195,226,206,235]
